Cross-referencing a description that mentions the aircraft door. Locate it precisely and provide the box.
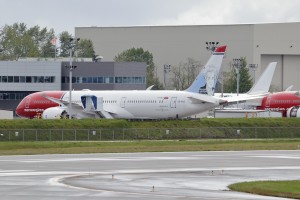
[170,97,177,108]
[25,97,31,108]
[121,97,126,108]
[266,96,271,108]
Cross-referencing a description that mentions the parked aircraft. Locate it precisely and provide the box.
[257,91,300,117]
[16,46,229,119]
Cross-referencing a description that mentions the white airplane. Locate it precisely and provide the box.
[216,62,277,108]
[16,45,228,119]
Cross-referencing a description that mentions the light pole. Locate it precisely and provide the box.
[248,63,258,83]
[65,37,80,119]
[232,58,242,107]
[206,41,219,53]
[232,58,242,96]
[163,64,171,89]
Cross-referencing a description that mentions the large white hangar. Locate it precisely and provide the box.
[76,22,300,91]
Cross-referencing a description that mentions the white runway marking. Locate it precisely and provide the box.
[0,170,32,173]
[11,157,200,163]
[248,155,300,159]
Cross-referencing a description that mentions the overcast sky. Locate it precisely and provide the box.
[1,0,300,35]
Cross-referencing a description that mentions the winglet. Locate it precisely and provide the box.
[185,45,227,95]
[285,85,293,91]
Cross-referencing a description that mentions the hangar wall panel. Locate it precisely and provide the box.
[261,55,283,91]
[261,54,300,91]
[283,55,300,91]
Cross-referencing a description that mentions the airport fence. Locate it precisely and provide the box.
[0,127,300,142]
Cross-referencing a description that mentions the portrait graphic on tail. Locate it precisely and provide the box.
[198,67,217,95]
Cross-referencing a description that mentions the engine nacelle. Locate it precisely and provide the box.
[286,106,300,117]
[42,107,68,119]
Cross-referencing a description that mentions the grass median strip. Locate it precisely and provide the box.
[228,180,300,199]
[0,139,299,155]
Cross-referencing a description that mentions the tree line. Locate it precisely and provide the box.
[0,22,95,60]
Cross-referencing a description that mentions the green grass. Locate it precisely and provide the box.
[229,180,300,199]
[3,118,300,129]
[0,139,299,155]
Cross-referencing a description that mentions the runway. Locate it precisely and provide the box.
[0,150,299,199]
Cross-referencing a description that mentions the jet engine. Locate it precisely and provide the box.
[286,106,300,117]
[42,107,69,119]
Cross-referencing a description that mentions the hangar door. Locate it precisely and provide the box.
[261,55,300,91]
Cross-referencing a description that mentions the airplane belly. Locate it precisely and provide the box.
[122,102,216,119]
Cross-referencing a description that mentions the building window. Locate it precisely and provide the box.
[93,77,98,83]
[14,76,19,83]
[0,76,55,84]
[8,76,13,83]
[38,76,44,83]
[61,76,145,85]
[98,77,103,83]
[20,76,25,83]
[0,92,32,100]
[32,76,38,83]
[2,76,7,83]
[26,76,31,83]
[87,77,93,83]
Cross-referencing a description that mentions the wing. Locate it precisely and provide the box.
[221,93,268,106]
[41,92,82,110]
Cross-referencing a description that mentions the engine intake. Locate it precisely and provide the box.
[42,107,68,119]
[286,106,300,117]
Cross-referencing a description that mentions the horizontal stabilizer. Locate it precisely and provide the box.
[187,94,220,104]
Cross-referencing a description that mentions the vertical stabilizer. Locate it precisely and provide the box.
[185,45,227,95]
[247,62,277,95]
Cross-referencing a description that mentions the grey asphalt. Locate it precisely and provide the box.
[0,150,299,199]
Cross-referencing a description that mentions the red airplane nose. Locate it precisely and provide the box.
[16,91,65,119]
[16,98,26,118]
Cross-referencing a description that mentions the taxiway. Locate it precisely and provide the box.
[0,150,299,199]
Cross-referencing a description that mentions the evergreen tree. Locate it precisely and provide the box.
[224,57,253,93]
[59,31,95,58]
[114,47,163,89]
[76,39,95,58]
[58,31,73,57]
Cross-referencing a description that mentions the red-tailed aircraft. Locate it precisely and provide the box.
[257,91,300,117]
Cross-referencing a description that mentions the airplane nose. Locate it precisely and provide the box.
[15,100,25,117]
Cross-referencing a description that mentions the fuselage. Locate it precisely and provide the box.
[257,91,300,116]
[16,90,221,119]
